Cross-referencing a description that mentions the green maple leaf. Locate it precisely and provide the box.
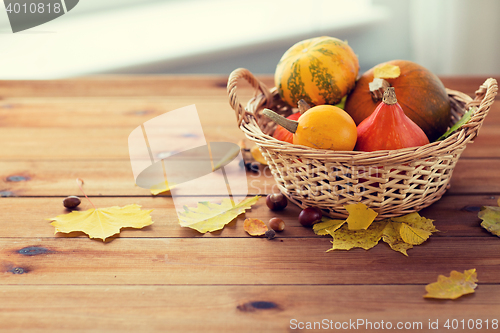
[436,107,476,141]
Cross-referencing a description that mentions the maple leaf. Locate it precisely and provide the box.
[382,213,437,255]
[478,201,500,237]
[244,218,268,236]
[250,145,268,165]
[317,211,438,255]
[391,212,438,233]
[381,221,413,256]
[374,64,401,79]
[344,202,378,230]
[48,204,153,241]
[150,180,173,195]
[327,221,386,251]
[424,269,478,299]
[178,196,259,233]
[313,217,346,236]
[399,223,432,245]
[437,107,476,141]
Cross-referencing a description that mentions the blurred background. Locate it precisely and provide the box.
[1,0,499,79]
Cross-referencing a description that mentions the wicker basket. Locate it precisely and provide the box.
[227,68,498,219]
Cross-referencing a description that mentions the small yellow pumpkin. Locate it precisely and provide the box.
[275,36,359,107]
[263,105,357,151]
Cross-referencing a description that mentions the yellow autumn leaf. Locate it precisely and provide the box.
[250,145,267,165]
[374,64,401,79]
[150,180,174,195]
[344,202,378,230]
[327,221,386,252]
[478,205,500,237]
[244,218,268,236]
[399,223,432,245]
[424,269,478,300]
[313,217,346,236]
[315,211,437,255]
[391,212,438,233]
[48,204,154,241]
[178,196,259,233]
[381,221,413,256]
[382,212,437,255]
[151,188,168,195]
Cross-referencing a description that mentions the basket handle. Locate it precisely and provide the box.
[227,68,272,127]
[463,78,498,135]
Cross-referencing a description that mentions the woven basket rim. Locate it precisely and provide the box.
[228,68,498,166]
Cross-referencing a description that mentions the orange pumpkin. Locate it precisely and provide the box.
[264,105,357,151]
[272,112,301,143]
[355,87,429,152]
[344,60,451,142]
[274,36,359,107]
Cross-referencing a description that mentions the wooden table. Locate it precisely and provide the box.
[1,75,499,332]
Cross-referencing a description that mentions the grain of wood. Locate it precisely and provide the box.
[0,127,247,161]
[440,76,500,98]
[1,285,499,333]
[1,237,499,285]
[0,97,240,128]
[1,76,497,98]
[0,76,237,97]
[0,195,495,239]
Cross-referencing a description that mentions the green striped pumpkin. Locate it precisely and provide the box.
[275,36,359,107]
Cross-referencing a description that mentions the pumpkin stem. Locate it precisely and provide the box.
[298,99,311,115]
[382,87,397,105]
[263,109,298,134]
[369,78,390,102]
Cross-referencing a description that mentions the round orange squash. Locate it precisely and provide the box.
[292,105,357,150]
[274,36,359,107]
[344,60,451,142]
[272,112,301,143]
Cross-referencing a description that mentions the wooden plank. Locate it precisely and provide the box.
[0,97,241,128]
[1,237,499,285]
[1,76,498,98]
[1,159,499,197]
[1,92,498,129]
[461,126,500,158]
[0,75,272,98]
[0,127,247,161]
[1,285,500,332]
[441,76,500,97]
[0,76,231,97]
[1,76,499,333]
[449,158,500,194]
[0,194,496,239]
